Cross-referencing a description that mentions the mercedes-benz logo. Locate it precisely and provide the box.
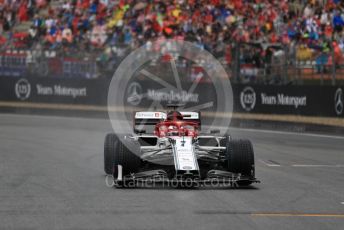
[15,78,31,100]
[127,82,143,106]
[335,88,343,115]
[240,86,256,112]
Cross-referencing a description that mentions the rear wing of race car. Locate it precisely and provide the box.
[133,111,201,134]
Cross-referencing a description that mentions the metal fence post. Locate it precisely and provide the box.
[233,42,240,83]
[283,44,288,84]
[320,61,324,85]
[331,42,336,85]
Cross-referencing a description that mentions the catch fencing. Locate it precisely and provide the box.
[1,41,344,86]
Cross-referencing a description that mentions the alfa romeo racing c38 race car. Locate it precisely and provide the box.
[104,109,259,188]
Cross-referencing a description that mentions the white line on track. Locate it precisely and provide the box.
[259,159,281,167]
[259,162,344,168]
[230,127,344,140]
[292,164,344,168]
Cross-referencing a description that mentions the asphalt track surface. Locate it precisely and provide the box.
[1,114,344,230]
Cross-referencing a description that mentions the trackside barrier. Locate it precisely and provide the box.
[0,76,343,119]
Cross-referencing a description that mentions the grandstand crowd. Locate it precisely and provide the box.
[1,0,344,78]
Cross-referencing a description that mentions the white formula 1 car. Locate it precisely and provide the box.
[104,109,258,188]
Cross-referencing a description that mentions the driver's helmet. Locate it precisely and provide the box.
[166,111,183,121]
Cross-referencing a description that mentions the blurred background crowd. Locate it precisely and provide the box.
[1,0,344,83]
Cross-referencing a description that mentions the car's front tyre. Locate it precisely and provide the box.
[223,136,255,186]
[104,133,141,180]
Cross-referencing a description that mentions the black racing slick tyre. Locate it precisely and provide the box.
[224,137,255,179]
[104,133,141,176]
[104,133,117,175]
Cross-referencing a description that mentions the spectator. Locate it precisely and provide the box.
[1,0,344,77]
[333,11,344,33]
[62,26,73,44]
[18,2,29,22]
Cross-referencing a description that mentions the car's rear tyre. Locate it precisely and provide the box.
[104,133,141,178]
[224,137,255,184]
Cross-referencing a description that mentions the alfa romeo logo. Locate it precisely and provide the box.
[127,82,143,106]
[240,86,256,112]
[335,88,343,115]
[15,78,31,100]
